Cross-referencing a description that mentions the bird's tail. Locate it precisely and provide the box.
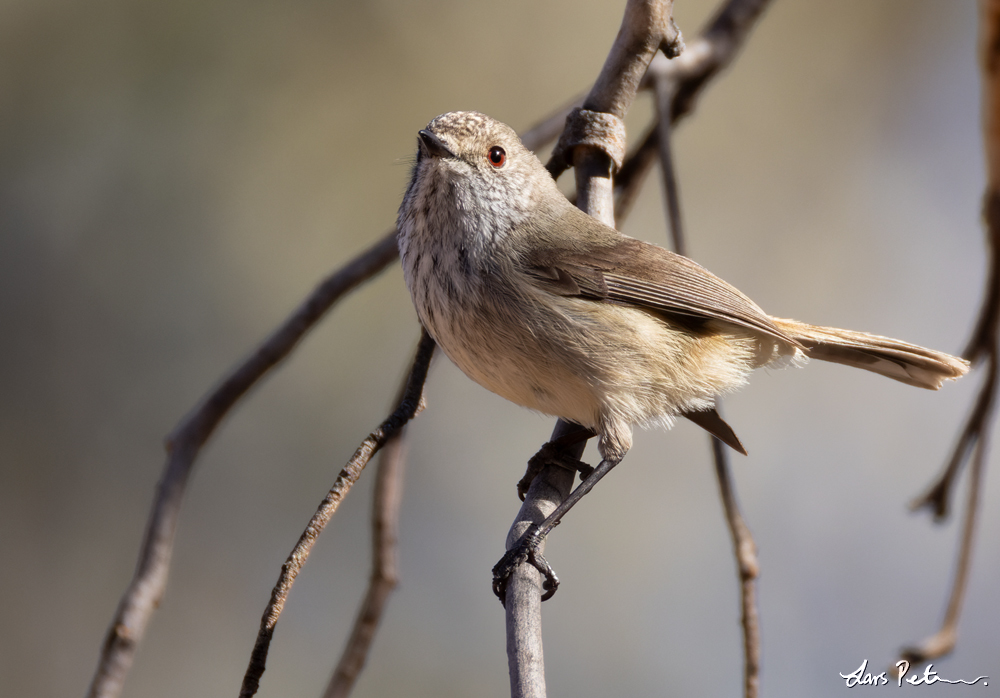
[772,318,970,390]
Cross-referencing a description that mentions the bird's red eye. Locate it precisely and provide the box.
[488,146,506,168]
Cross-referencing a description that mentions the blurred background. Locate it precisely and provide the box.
[1,0,996,695]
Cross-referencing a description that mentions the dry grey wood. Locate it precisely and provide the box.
[504,422,582,698]
[239,330,435,698]
[504,2,679,696]
[643,0,772,121]
[504,0,777,695]
[85,231,399,698]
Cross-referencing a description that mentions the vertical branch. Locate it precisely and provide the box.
[239,331,435,698]
[504,1,775,695]
[653,76,686,254]
[713,438,762,698]
[504,421,583,698]
[655,73,760,698]
[506,3,680,696]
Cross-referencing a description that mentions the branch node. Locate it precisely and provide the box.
[548,108,628,178]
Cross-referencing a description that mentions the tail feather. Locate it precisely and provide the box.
[683,407,747,455]
[772,318,970,390]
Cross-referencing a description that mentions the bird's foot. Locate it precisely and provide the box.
[492,524,559,606]
[517,442,594,501]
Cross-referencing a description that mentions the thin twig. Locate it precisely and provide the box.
[655,75,760,698]
[85,231,399,698]
[653,75,686,253]
[614,127,659,224]
[897,0,1000,665]
[322,348,433,698]
[714,440,762,698]
[901,356,994,664]
[85,89,580,698]
[239,330,436,698]
[910,352,997,519]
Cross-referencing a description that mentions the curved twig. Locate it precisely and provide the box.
[321,342,436,698]
[655,72,761,698]
[85,231,399,698]
[85,95,578,698]
[239,330,436,698]
[898,0,1000,665]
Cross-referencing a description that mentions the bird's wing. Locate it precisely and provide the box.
[524,230,797,346]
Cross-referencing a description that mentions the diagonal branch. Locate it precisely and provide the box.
[897,0,1000,665]
[321,346,434,698]
[239,330,436,698]
[85,95,579,698]
[85,231,399,698]
[901,355,994,664]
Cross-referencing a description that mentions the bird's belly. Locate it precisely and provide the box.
[412,267,765,433]
[427,302,604,429]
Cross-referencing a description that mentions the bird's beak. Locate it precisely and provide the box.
[418,129,456,159]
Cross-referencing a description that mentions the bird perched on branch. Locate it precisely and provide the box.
[396,110,969,597]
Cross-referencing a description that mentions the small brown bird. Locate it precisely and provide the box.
[397,111,968,462]
[396,111,969,595]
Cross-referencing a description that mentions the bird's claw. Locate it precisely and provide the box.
[492,525,560,606]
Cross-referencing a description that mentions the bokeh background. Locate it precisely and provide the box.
[2,0,996,695]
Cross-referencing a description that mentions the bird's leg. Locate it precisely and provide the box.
[494,452,624,604]
[516,425,597,500]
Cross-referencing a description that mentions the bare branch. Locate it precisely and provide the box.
[85,92,590,698]
[713,439,761,698]
[614,127,659,224]
[239,330,436,698]
[505,1,680,695]
[901,356,994,665]
[643,0,773,123]
[322,350,429,698]
[85,231,399,698]
[655,74,760,698]
[504,423,583,698]
[896,0,1000,668]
